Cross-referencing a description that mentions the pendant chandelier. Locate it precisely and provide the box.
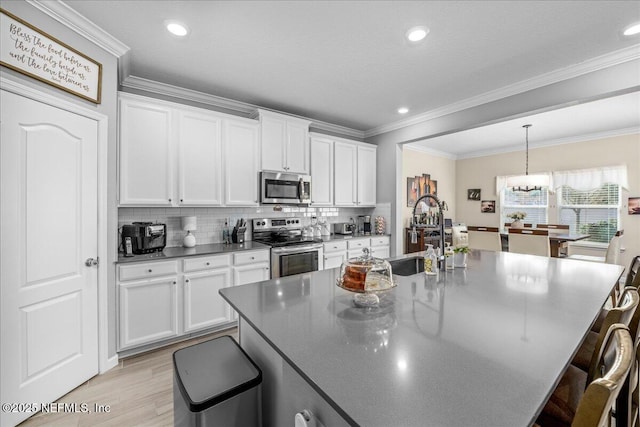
[506,124,549,192]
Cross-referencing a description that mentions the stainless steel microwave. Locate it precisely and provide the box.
[260,171,311,205]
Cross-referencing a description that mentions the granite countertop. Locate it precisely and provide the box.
[116,241,271,264]
[220,250,623,427]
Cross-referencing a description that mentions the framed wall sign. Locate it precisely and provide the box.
[467,189,481,200]
[0,8,102,103]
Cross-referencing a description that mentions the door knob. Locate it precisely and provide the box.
[85,257,99,267]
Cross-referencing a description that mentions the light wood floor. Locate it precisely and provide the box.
[19,328,238,427]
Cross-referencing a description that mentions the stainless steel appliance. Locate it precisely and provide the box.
[260,171,311,205]
[252,218,323,278]
[358,215,372,235]
[121,222,166,254]
[333,222,356,235]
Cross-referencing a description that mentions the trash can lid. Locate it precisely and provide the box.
[173,336,262,412]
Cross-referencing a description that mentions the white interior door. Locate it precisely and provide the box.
[1,90,99,426]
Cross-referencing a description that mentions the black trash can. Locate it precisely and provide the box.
[173,336,262,427]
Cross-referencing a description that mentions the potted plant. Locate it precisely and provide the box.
[453,246,470,267]
[507,211,527,228]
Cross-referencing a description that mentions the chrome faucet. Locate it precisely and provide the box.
[411,194,448,270]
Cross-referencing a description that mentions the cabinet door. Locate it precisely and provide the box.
[261,115,286,171]
[224,119,260,206]
[233,263,271,286]
[119,98,174,205]
[324,251,345,270]
[357,145,377,206]
[334,141,357,206]
[178,110,223,205]
[371,246,390,259]
[286,121,309,174]
[310,137,334,206]
[183,268,231,333]
[119,277,178,350]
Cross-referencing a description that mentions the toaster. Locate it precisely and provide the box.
[121,222,167,255]
[333,222,356,235]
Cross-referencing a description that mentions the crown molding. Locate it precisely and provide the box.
[403,144,458,160]
[455,126,640,160]
[27,0,129,57]
[122,75,365,139]
[365,45,640,138]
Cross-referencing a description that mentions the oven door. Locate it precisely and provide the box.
[261,171,311,205]
[271,245,323,278]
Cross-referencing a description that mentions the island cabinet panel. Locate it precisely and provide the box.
[240,320,351,427]
[119,97,174,206]
[310,136,334,206]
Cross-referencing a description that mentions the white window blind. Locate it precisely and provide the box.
[558,184,620,243]
[501,188,548,226]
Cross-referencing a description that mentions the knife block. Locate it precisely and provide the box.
[232,227,246,244]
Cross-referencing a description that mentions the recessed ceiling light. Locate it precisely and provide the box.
[166,21,189,37]
[406,26,429,42]
[397,107,409,114]
[623,22,640,36]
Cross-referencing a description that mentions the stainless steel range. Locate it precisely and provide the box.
[252,218,324,278]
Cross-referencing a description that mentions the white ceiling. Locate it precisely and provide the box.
[62,0,640,154]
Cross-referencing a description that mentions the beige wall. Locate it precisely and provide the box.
[402,148,456,251]
[455,133,640,267]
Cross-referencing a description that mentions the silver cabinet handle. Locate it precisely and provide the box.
[168,198,172,202]
[206,262,210,266]
[148,269,152,273]
[85,257,99,267]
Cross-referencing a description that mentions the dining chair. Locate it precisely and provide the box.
[536,323,634,427]
[625,256,640,289]
[537,224,570,256]
[616,285,640,427]
[467,226,501,252]
[504,222,533,228]
[508,228,550,257]
[568,230,624,265]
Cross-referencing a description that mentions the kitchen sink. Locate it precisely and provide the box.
[389,257,425,276]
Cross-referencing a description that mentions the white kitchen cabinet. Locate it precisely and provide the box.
[119,97,174,206]
[357,144,377,206]
[183,268,231,333]
[310,136,334,206]
[323,240,347,270]
[231,250,271,320]
[177,110,223,205]
[334,141,358,206]
[256,109,310,174]
[119,276,179,350]
[224,118,260,206]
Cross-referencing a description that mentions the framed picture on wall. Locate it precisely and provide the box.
[467,189,481,200]
[481,200,496,213]
[407,177,418,207]
[629,197,640,215]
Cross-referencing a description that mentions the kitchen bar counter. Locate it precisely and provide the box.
[116,241,271,264]
[220,250,624,426]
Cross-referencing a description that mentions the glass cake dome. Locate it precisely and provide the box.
[337,248,396,307]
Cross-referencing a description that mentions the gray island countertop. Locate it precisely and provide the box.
[220,250,624,427]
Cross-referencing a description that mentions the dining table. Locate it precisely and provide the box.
[500,228,591,257]
[220,249,625,427]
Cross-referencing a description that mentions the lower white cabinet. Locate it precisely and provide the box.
[370,236,390,259]
[323,241,347,270]
[324,237,391,269]
[118,249,270,352]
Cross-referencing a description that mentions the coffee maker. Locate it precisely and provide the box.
[358,215,372,235]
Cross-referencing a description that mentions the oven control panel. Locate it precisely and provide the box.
[253,218,301,231]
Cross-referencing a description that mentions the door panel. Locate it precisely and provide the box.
[1,90,99,427]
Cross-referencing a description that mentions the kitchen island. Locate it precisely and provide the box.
[220,250,624,426]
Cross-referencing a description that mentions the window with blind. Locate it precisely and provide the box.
[501,188,548,226]
[558,183,620,243]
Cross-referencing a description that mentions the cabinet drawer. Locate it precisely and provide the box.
[370,236,389,247]
[183,254,230,273]
[347,238,370,249]
[233,250,270,266]
[324,241,347,253]
[119,260,178,282]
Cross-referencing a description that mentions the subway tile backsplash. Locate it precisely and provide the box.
[118,204,391,248]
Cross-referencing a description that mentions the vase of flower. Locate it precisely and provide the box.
[453,246,469,268]
[508,211,527,228]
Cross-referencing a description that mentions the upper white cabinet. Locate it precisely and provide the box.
[333,138,376,207]
[178,110,223,205]
[224,118,260,206]
[119,97,174,205]
[310,136,334,206]
[255,109,310,174]
[118,93,259,207]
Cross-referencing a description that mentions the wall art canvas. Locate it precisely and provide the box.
[407,174,438,207]
[481,200,496,213]
[629,197,640,215]
[467,189,481,200]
